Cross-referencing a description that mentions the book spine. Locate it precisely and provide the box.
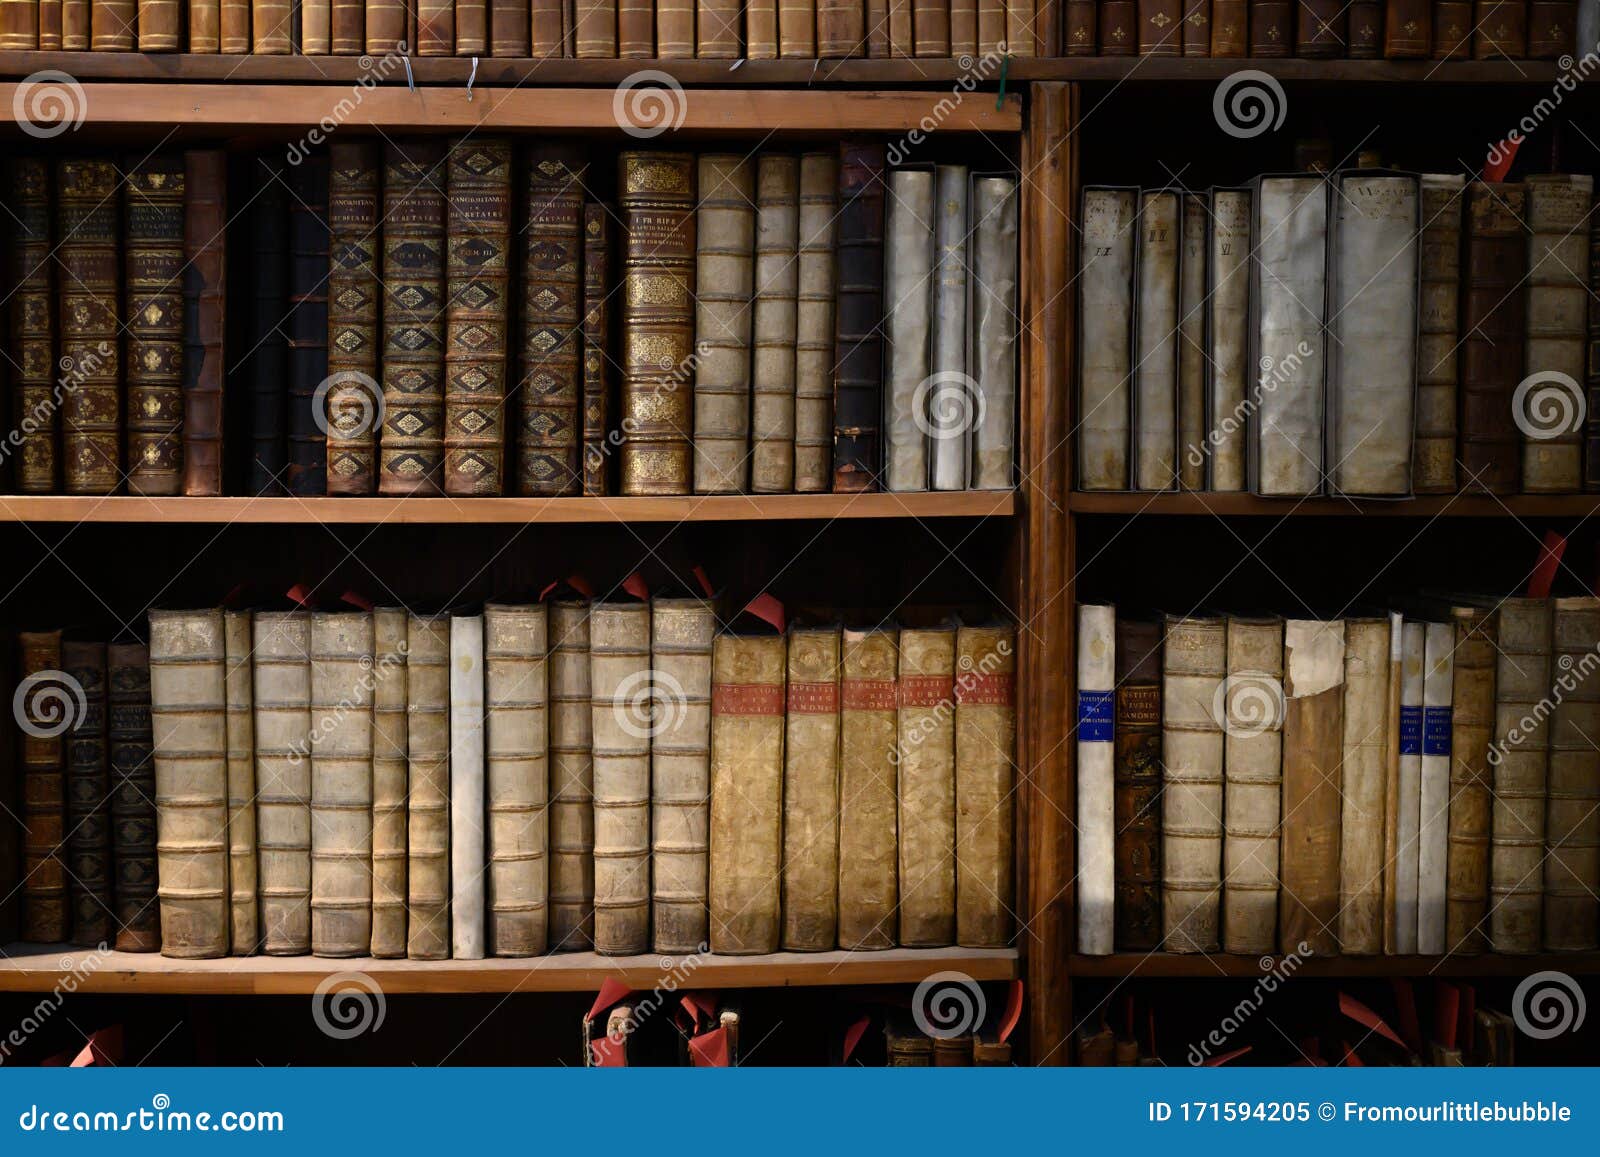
[781,0,816,52]
[574,0,615,54]
[914,0,950,50]
[252,611,312,955]
[548,600,595,949]
[658,0,694,52]
[124,154,187,497]
[1382,613,1404,954]
[618,0,652,52]
[248,162,289,497]
[485,604,551,956]
[1337,618,1390,955]
[456,0,487,49]
[0,0,39,44]
[752,154,802,494]
[149,609,229,958]
[817,0,865,52]
[651,598,715,954]
[1177,194,1206,489]
[838,627,899,949]
[18,632,68,943]
[61,642,111,946]
[1590,196,1600,493]
[590,602,652,955]
[188,0,220,46]
[1134,190,1179,492]
[370,608,409,959]
[1384,0,1430,54]
[1522,174,1592,495]
[1431,0,1471,55]
[1474,0,1526,54]
[898,627,957,947]
[1210,0,1245,49]
[406,616,452,959]
[619,152,697,497]
[183,150,228,498]
[1137,0,1181,52]
[450,615,487,960]
[1346,0,1380,52]
[1205,188,1250,491]
[1460,182,1527,496]
[1110,618,1161,950]
[57,159,121,496]
[9,159,53,493]
[309,613,374,958]
[833,141,887,493]
[1529,0,1576,54]
[1447,606,1495,955]
[1221,617,1283,954]
[782,626,841,950]
[109,643,160,952]
[92,0,136,44]
[692,154,756,495]
[287,156,331,498]
[531,0,564,51]
[697,0,740,52]
[930,166,971,492]
[794,153,839,494]
[1280,619,1344,957]
[302,0,331,48]
[1394,622,1425,955]
[1161,616,1224,952]
[708,634,787,954]
[1078,188,1136,491]
[1248,0,1291,52]
[1545,597,1600,950]
[1296,0,1344,53]
[38,0,59,44]
[1076,605,1116,955]
[955,625,1016,947]
[972,176,1022,490]
[254,0,292,49]
[223,611,258,954]
[326,141,383,497]
[1489,599,1551,954]
[1182,0,1209,51]
[581,203,612,497]
[1418,620,1453,953]
[367,0,409,49]
[491,0,529,50]
[417,0,453,58]
[1414,175,1465,494]
[1064,0,1095,48]
[1006,0,1035,51]
[220,0,250,47]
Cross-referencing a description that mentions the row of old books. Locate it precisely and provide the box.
[1062,0,1578,58]
[1079,169,1599,497]
[0,0,1042,55]
[12,604,1016,957]
[1076,600,1600,957]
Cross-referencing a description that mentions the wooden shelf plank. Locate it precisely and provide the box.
[1069,952,1600,978]
[0,491,1013,524]
[0,944,1018,994]
[1069,491,1600,517]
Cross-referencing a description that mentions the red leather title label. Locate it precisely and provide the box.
[1116,684,1160,725]
[841,678,897,711]
[788,681,839,714]
[898,675,955,708]
[954,672,1015,706]
[712,682,785,716]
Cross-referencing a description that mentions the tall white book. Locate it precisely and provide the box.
[930,164,970,492]
[1078,188,1136,491]
[450,614,487,961]
[884,168,935,492]
[1393,620,1425,955]
[1418,620,1454,954]
[971,174,1019,492]
[484,603,550,957]
[1075,604,1115,954]
[1133,190,1179,491]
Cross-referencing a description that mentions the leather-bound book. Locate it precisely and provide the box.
[1137,0,1181,50]
[328,0,361,49]
[302,0,331,48]
[1460,182,1527,496]
[443,138,513,497]
[57,159,121,496]
[1546,597,1600,950]
[326,141,382,497]
[574,0,615,54]
[838,627,899,949]
[887,0,912,50]
[1280,619,1344,958]
[698,0,740,51]
[310,613,374,957]
[782,0,817,52]
[63,0,87,43]
[124,155,186,497]
[370,608,408,958]
[109,643,159,952]
[619,152,696,496]
[973,1036,1012,1064]
[1177,195,1206,488]
[1336,618,1390,955]
[1418,620,1453,953]
[708,633,786,954]
[783,624,841,950]
[9,160,53,493]
[1414,175,1465,494]
[1134,190,1179,491]
[1182,0,1210,50]
[287,156,331,497]
[1385,0,1429,51]
[253,612,312,955]
[931,166,971,491]
[220,0,249,48]
[1523,174,1591,494]
[248,164,290,496]
[92,0,136,44]
[795,153,838,493]
[1161,615,1223,952]
[18,633,68,943]
[380,140,447,496]
[915,0,950,50]
[456,0,488,50]
[485,604,551,956]
[1393,622,1425,954]
[1446,606,1494,955]
[886,1021,933,1064]
[1007,0,1035,52]
[1489,599,1551,954]
[833,142,887,493]
[1065,0,1096,50]
[898,626,957,947]
[955,624,1015,947]
[253,0,290,49]
[520,145,588,497]
[651,598,715,954]
[492,0,530,50]
[1590,199,1600,493]
[659,0,694,53]
[1111,617,1161,951]
[692,155,756,495]
[581,204,612,497]
[183,150,227,498]
[38,0,59,44]
[188,0,219,46]
[1100,0,1137,49]
[1432,0,1471,54]
[1250,0,1292,50]
[1222,617,1283,955]
[223,611,257,954]
[1078,188,1136,491]
[753,155,802,494]
[748,0,778,53]
[1296,0,1344,52]
[1211,0,1245,50]
[1474,0,1526,54]
[149,609,229,958]
[1077,604,1116,954]
[818,0,865,51]
[1529,0,1576,53]
[0,0,38,44]
[367,0,408,49]
[451,614,487,960]
[1347,0,1380,52]
[61,643,111,946]
[549,599,595,949]
[619,0,652,53]
[1205,188,1250,491]
[591,602,651,955]
[418,0,453,51]
[407,615,452,960]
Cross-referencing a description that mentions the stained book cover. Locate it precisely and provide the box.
[838,627,899,949]
[109,643,160,951]
[125,154,187,496]
[485,604,551,956]
[651,598,715,954]
[286,156,331,497]
[590,602,652,954]
[783,625,841,950]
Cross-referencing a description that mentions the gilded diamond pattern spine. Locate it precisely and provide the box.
[326,141,382,496]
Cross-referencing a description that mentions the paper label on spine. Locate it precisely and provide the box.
[1077,689,1113,742]
[1423,706,1451,756]
[1400,704,1423,755]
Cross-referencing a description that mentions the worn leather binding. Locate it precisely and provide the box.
[783,625,841,950]
[657,0,694,53]
[619,152,697,496]
[490,0,529,49]
[61,642,111,946]
[1590,206,1600,493]
[1523,174,1592,495]
[485,604,550,956]
[884,169,934,492]
[913,0,950,50]
[287,156,331,497]
[1529,0,1576,54]
[1136,0,1181,50]
[708,634,787,954]
[253,611,312,955]
[753,155,803,493]
[692,155,756,495]
[1461,182,1527,496]
[1181,0,1210,51]
[309,613,375,957]
[183,150,228,498]
[1337,618,1390,955]
[406,616,452,960]
[326,141,382,496]
[451,615,487,960]
[367,0,408,50]
[370,609,408,958]
[1134,190,1179,491]
[590,602,652,955]
[548,600,596,949]
[1006,0,1035,52]
[1177,195,1206,488]
[19,632,68,943]
[92,0,136,44]
[698,0,740,51]
[1161,616,1223,952]
[781,0,816,53]
[247,164,290,496]
[833,142,887,493]
[454,0,487,50]
[1221,617,1282,954]
[149,609,229,958]
[838,627,899,949]
[1077,605,1116,954]
[1546,597,1600,951]
[1249,0,1292,52]
[1473,0,1526,54]
[380,140,448,495]
[0,0,39,44]
[1065,0,1096,49]
[8,159,53,493]
[38,0,60,44]
[1210,0,1245,50]
[223,611,258,954]
[253,0,290,50]
[189,0,220,47]
[574,0,616,54]
[220,0,250,48]
[529,0,564,55]
[519,145,588,497]
[1489,599,1551,954]
[109,643,160,952]
[1099,0,1136,50]
[1109,618,1161,950]
[581,204,612,497]
[1384,0,1429,53]
[299,0,331,48]
[57,159,122,495]
[898,627,957,947]
[443,138,513,497]
[417,0,453,50]
[818,0,865,52]
[886,1022,933,1063]
[955,624,1015,947]
[651,598,715,954]
[1431,0,1471,56]
[1296,0,1344,52]
[124,154,187,497]
[1078,189,1136,492]
[619,0,653,52]
[1447,606,1495,956]
[1280,619,1344,958]
[795,154,839,493]
[1346,0,1380,52]
[330,0,362,50]
[1414,175,1465,494]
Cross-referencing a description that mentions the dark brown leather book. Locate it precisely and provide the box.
[183,150,228,497]
[818,0,866,52]
[1182,0,1210,51]
[9,158,56,494]
[1527,0,1573,54]
[491,0,530,50]
[1296,0,1345,53]
[1064,0,1096,50]
[39,0,61,46]
[1114,617,1163,951]
[832,140,886,493]
[62,641,113,947]
[287,156,331,497]
[619,0,653,52]
[658,0,694,53]
[366,0,408,50]
[253,0,291,50]
[1101,0,1138,48]
[1280,620,1343,957]
[124,154,186,497]
[63,0,87,45]
[190,0,220,47]
[57,159,121,496]
[531,0,563,51]
[444,137,513,497]
[1587,208,1600,492]
[1460,182,1527,496]
[247,161,289,496]
[1384,0,1430,54]
[19,631,68,943]
[0,0,39,46]
[92,0,136,46]
[780,0,816,53]
[1211,0,1246,51]
[1138,0,1182,51]
[138,0,178,44]
[221,0,250,48]
[1473,0,1526,55]
[1250,0,1292,51]
[380,140,448,496]
[574,0,616,54]
[582,202,612,497]
[109,642,159,952]
[747,0,778,54]
[457,0,488,49]
[698,0,741,53]
[1447,606,1495,955]
[327,141,382,497]
[914,0,950,50]
[418,0,454,51]
[519,145,588,497]
[331,0,363,49]
[1347,0,1380,52]
[1432,0,1471,55]
[619,151,696,496]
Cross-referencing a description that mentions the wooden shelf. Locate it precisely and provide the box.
[1069,491,1600,517]
[1069,953,1600,978]
[0,491,1013,524]
[0,944,1018,994]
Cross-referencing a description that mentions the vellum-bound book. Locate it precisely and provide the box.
[838,627,899,950]
[929,166,970,492]
[223,610,258,954]
[1338,617,1391,954]
[1161,615,1224,951]
[971,173,1020,491]
[590,602,652,955]
[1490,598,1551,953]
[1078,188,1136,491]
[783,625,842,950]
[898,626,958,947]
[1413,176,1466,494]
[955,624,1016,947]
[794,153,839,493]
[370,607,409,958]
[406,616,452,960]
[1545,597,1600,950]
[1393,621,1426,955]
[451,614,487,961]
[884,169,935,493]
[752,155,802,494]
[1177,194,1207,489]
[149,609,229,958]
[1206,188,1252,491]
[1076,604,1115,954]
[310,612,375,958]
[692,155,755,495]
[1446,606,1495,956]
[1133,191,1180,491]
[1280,619,1344,957]
[1523,174,1592,494]
[651,597,715,954]
[549,599,596,949]
[253,611,312,956]
[485,604,550,956]
[1418,620,1453,954]
[1221,616,1283,954]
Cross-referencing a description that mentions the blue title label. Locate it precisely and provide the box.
[1078,689,1114,742]
[1423,705,1452,757]
[1399,704,1423,756]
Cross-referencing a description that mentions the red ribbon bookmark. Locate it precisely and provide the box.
[1528,530,1566,599]
[743,593,786,634]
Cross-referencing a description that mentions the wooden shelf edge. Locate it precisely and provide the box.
[1069,952,1600,978]
[0,491,1014,524]
[0,944,1019,994]
[1069,491,1600,517]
